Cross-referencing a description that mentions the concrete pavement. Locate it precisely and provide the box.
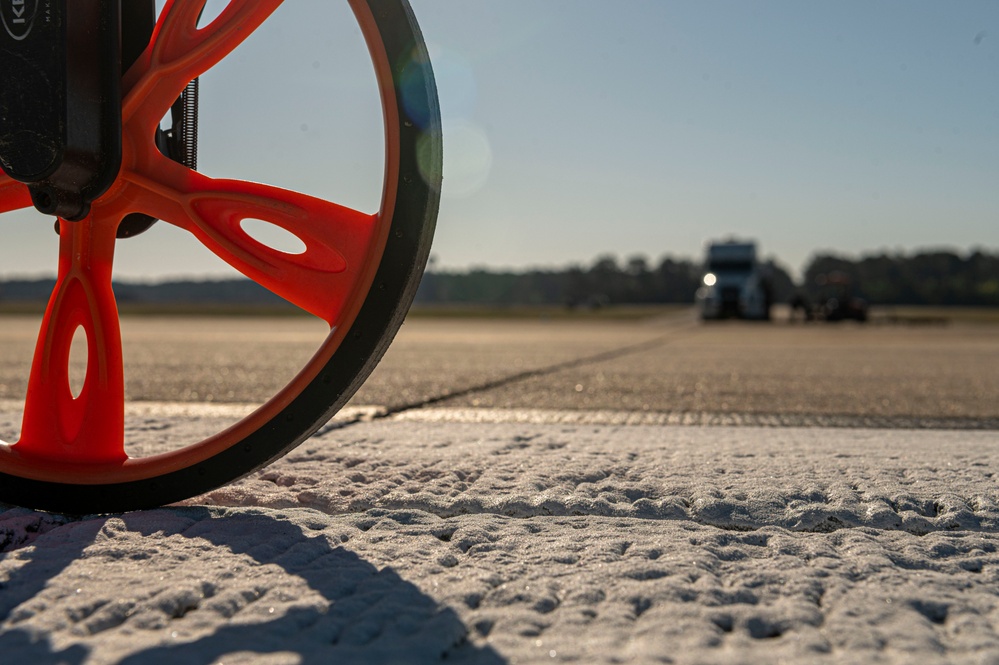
[0,312,997,663]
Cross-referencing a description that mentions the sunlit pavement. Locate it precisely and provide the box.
[1,314,998,663]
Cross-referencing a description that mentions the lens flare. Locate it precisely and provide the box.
[436,120,491,198]
[426,44,477,121]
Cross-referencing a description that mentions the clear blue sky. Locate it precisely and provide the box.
[1,1,996,281]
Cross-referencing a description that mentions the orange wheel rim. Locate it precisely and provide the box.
[0,0,403,485]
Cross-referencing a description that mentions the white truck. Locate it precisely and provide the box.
[696,241,772,320]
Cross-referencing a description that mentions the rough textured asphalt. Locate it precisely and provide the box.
[3,418,999,664]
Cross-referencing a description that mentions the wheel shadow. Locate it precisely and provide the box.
[0,506,507,664]
[0,508,99,664]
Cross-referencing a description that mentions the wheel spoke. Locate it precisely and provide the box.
[0,174,31,214]
[15,218,125,464]
[105,0,379,326]
[123,0,283,137]
[114,156,378,325]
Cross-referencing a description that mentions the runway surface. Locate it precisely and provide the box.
[0,310,995,429]
[0,311,997,663]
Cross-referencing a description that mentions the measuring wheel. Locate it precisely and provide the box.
[0,0,441,513]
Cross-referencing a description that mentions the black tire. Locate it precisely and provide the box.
[0,0,441,514]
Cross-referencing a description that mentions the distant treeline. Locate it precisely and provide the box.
[0,278,290,308]
[805,250,999,306]
[415,254,797,307]
[416,249,999,308]
[1,249,996,309]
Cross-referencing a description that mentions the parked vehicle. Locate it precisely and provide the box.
[696,241,773,320]
[812,271,868,322]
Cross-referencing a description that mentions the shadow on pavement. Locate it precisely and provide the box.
[0,506,506,664]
